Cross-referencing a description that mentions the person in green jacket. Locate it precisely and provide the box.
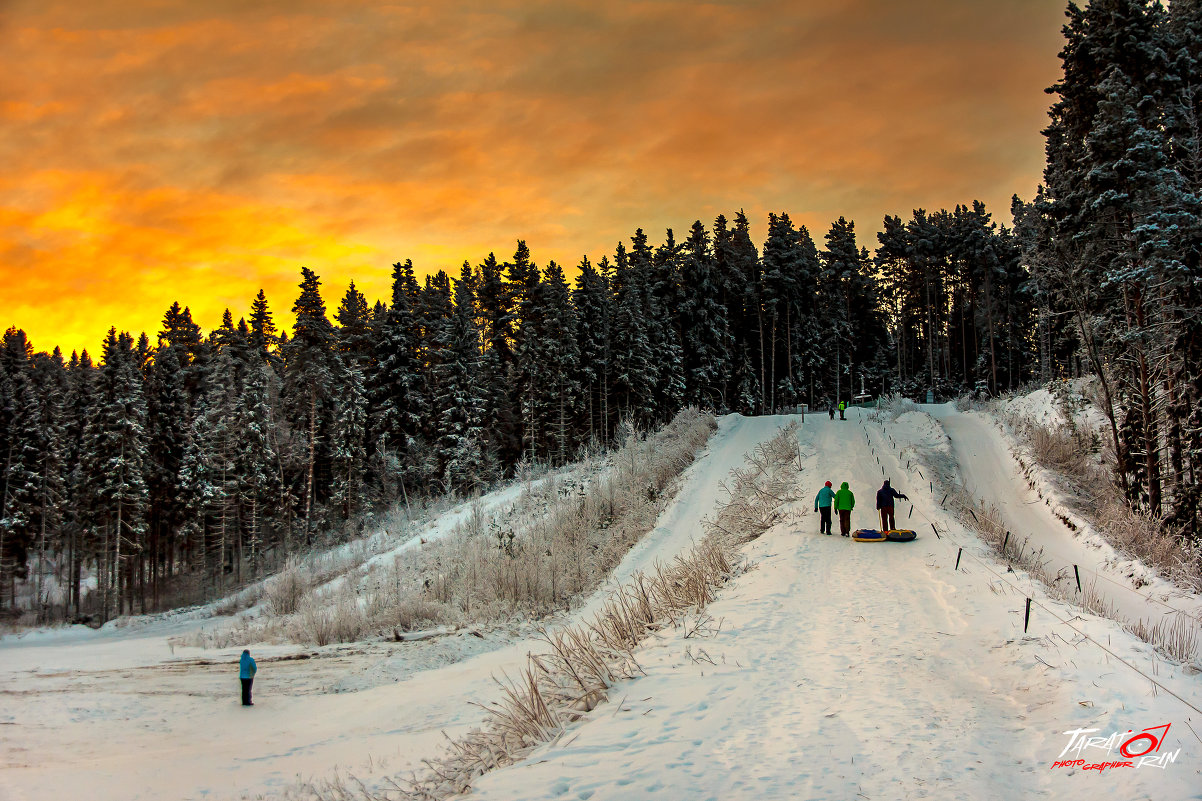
[833,481,855,536]
[813,481,836,535]
[838,400,846,420]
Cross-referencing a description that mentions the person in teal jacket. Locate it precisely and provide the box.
[814,481,836,535]
[833,481,855,536]
[240,649,257,706]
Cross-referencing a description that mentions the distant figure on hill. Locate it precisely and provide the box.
[838,400,846,420]
[834,481,855,536]
[876,479,909,531]
[814,480,836,535]
[828,402,835,420]
[240,649,257,706]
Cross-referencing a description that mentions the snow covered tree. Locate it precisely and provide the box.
[432,265,492,491]
[80,329,150,621]
[282,268,337,537]
[609,242,656,425]
[679,220,732,409]
[573,255,612,442]
[0,329,40,607]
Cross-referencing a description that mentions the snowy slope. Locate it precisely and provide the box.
[467,408,1202,801]
[1,410,1200,801]
[0,414,786,801]
[928,403,1202,629]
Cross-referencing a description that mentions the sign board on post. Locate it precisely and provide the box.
[925,390,934,404]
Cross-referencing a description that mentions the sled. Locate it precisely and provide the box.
[851,529,888,542]
[885,529,917,542]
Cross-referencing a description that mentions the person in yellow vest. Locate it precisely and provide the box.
[833,481,855,536]
[838,400,846,420]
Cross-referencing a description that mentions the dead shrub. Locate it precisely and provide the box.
[1024,423,1088,475]
[264,556,312,617]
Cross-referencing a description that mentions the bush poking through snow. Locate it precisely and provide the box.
[264,556,312,617]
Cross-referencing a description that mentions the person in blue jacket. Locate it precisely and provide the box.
[814,481,836,535]
[876,479,909,532]
[239,649,257,706]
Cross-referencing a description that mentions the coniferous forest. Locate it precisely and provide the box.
[1,0,1200,621]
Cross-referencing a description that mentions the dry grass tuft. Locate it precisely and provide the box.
[264,556,314,617]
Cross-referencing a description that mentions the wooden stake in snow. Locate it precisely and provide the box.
[1024,598,1032,633]
[955,548,963,571]
[1074,564,1082,594]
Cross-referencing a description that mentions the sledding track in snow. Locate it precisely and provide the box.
[928,404,1202,631]
[467,408,1202,801]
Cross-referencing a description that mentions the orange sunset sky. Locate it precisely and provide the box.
[1,0,1068,356]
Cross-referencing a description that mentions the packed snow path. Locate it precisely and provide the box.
[928,404,1202,630]
[1,410,1199,801]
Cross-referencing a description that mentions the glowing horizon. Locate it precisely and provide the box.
[0,0,1067,356]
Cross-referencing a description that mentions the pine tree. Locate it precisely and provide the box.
[234,361,283,577]
[433,265,491,491]
[0,329,40,607]
[62,351,96,616]
[29,349,68,620]
[331,357,368,516]
[413,270,455,485]
[510,243,546,462]
[81,329,150,621]
[181,348,239,590]
[609,243,656,425]
[371,261,422,496]
[573,256,612,442]
[679,220,732,408]
[539,261,581,464]
[282,268,337,537]
[249,289,279,364]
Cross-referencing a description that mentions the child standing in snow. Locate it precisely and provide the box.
[240,649,257,706]
[834,481,855,536]
[814,481,836,535]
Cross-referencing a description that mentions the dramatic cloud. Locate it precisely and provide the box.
[0,0,1066,353]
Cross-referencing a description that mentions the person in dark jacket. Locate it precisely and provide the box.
[239,649,257,706]
[828,402,835,420]
[833,481,855,536]
[876,479,909,531]
[814,481,836,535]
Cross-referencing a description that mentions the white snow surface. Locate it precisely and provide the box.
[2,410,1200,801]
[929,401,1202,630]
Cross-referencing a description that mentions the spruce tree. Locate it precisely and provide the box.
[282,268,337,536]
[81,329,150,621]
[573,256,612,441]
[679,220,732,408]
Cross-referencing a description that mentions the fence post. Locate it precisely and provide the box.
[1024,597,1032,633]
[955,548,963,571]
[1074,564,1081,594]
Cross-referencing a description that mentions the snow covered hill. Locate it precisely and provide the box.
[1,408,1199,801]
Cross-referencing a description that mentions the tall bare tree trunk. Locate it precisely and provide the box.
[304,388,316,544]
